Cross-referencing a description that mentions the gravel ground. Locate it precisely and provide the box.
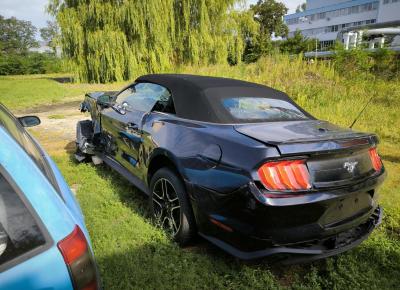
[18,101,88,155]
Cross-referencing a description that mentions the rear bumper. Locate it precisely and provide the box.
[200,206,382,263]
[189,169,385,262]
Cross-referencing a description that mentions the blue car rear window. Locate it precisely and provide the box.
[0,173,46,269]
[222,97,308,122]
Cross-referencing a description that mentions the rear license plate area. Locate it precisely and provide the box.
[320,192,372,227]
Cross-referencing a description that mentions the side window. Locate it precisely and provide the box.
[116,83,175,113]
[0,107,61,195]
[0,172,46,269]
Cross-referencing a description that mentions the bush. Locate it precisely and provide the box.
[334,46,373,78]
[0,54,24,75]
[333,44,400,79]
[0,52,65,75]
[278,30,317,55]
[371,48,399,79]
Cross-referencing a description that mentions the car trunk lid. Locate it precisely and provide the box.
[234,120,377,155]
[234,120,379,188]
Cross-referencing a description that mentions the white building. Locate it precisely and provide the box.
[284,0,400,49]
[29,41,62,57]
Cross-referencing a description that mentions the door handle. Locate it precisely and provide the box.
[127,122,138,130]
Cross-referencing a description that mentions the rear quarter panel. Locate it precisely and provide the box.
[0,247,73,290]
[142,113,281,192]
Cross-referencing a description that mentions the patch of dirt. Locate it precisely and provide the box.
[16,100,82,115]
[19,102,88,155]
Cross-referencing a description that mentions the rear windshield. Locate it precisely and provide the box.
[0,172,46,269]
[222,97,308,122]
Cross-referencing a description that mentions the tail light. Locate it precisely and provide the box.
[258,160,312,191]
[58,226,99,290]
[369,147,383,172]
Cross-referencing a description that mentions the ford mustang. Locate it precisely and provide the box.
[76,74,385,263]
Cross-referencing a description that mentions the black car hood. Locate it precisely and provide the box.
[234,120,377,155]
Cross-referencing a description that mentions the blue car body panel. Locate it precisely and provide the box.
[42,149,91,242]
[0,125,93,289]
[0,247,73,290]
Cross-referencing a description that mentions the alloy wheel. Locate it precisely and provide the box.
[152,178,181,235]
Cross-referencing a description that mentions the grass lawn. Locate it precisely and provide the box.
[4,55,400,289]
[0,74,127,111]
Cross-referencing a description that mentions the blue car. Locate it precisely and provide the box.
[0,104,100,290]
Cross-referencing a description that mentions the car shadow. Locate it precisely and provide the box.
[381,154,400,164]
[66,152,149,215]
[64,141,76,154]
[96,236,400,289]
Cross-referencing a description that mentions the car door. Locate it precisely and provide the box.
[101,82,172,179]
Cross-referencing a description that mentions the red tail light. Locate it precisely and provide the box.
[369,148,383,172]
[58,226,99,290]
[258,160,312,191]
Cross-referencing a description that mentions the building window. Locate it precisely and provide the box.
[360,2,378,11]
[289,1,379,25]
[350,6,359,13]
[325,25,339,33]
[287,17,299,25]
[383,0,390,4]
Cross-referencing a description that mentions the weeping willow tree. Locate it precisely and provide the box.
[49,0,254,83]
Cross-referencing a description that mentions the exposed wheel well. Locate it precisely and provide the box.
[147,154,181,185]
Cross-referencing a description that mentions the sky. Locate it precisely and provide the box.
[0,0,304,36]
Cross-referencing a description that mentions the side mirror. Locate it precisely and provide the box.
[97,94,113,108]
[18,116,41,127]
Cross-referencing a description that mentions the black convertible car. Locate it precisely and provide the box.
[76,74,385,263]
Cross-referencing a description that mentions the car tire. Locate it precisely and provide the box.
[149,167,196,246]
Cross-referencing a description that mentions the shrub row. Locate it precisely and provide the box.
[333,47,400,80]
[0,53,65,75]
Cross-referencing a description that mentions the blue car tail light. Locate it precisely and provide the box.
[57,225,99,290]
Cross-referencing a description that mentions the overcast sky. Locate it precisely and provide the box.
[0,0,304,35]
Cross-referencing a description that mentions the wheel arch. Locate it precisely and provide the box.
[147,148,185,186]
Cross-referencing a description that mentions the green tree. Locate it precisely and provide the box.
[49,0,248,83]
[228,9,260,64]
[244,0,288,62]
[279,30,316,54]
[0,15,38,54]
[296,3,306,13]
[251,0,288,38]
[40,21,60,54]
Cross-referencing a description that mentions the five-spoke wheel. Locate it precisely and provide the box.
[149,167,196,245]
[152,178,181,235]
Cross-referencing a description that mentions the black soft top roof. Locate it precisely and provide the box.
[135,74,305,123]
